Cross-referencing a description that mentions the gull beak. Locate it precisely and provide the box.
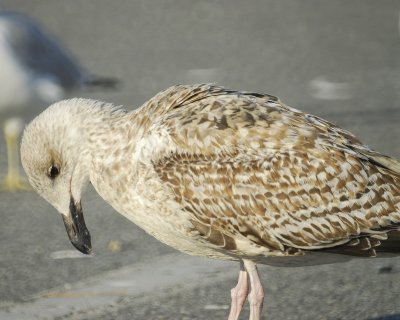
[61,198,92,254]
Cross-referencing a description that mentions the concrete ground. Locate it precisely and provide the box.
[0,1,400,319]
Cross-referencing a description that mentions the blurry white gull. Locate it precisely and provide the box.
[0,11,118,191]
[20,84,400,320]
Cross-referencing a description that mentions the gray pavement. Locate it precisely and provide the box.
[1,1,400,319]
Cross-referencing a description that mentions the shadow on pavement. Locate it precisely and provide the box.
[369,315,400,320]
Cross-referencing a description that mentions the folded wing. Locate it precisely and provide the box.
[142,84,400,257]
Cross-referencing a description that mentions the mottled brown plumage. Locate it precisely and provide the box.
[21,83,400,320]
[143,84,400,260]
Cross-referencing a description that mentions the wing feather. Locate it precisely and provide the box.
[145,84,400,256]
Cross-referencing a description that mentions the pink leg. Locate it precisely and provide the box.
[228,261,249,320]
[243,260,264,320]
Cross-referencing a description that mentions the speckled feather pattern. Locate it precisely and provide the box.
[21,84,400,264]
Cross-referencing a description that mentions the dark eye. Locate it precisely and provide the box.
[48,165,60,179]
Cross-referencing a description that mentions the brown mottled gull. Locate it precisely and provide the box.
[20,84,400,320]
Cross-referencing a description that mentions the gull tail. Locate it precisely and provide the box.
[375,230,400,254]
[322,230,400,257]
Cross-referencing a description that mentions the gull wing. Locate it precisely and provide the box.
[143,84,400,257]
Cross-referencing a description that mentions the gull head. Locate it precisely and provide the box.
[20,99,97,254]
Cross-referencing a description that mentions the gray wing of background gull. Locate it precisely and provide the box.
[0,11,119,90]
[0,11,119,192]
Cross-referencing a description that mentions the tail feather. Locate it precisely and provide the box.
[375,230,400,253]
[320,230,400,257]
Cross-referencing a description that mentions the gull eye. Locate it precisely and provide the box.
[48,165,60,179]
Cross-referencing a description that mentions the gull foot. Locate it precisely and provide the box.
[0,175,32,192]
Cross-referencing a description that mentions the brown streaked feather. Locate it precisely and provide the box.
[322,230,400,257]
[191,219,237,250]
[145,84,400,258]
[350,146,400,174]
[322,237,378,257]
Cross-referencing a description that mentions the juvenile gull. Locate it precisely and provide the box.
[20,84,400,320]
[0,11,118,191]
